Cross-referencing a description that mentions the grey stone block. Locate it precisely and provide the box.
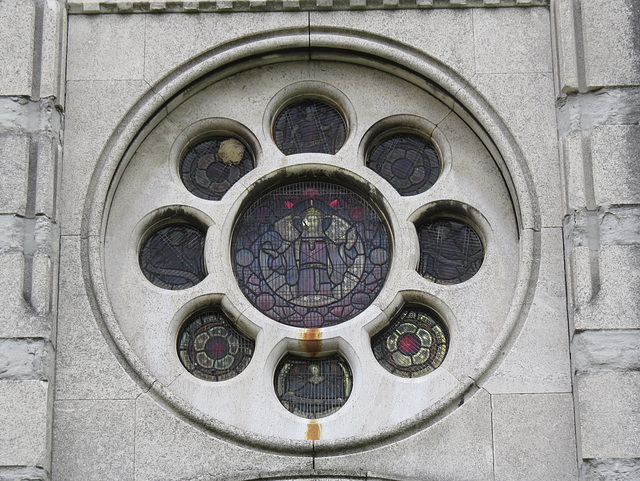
[0,252,39,338]
[51,400,135,481]
[39,0,67,102]
[492,393,578,480]
[314,389,494,480]
[484,228,572,394]
[573,329,640,374]
[310,10,475,79]
[582,458,640,481]
[0,134,29,216]
[0,466,49,481]
[134,394,312,481]
[577,371,640,459]
[0,380,51,468]
[0,1,35,96]
[592,125,640,206]
[66,15,145,81]
[469,73,561,227]
[552,0,580,92]
[54,236,141,400]
[60,80,149,235]
[571,245,640,331]
[474,7,553,74]
[582,0,640,88]
[144,12,309,85]
[0,339,54,381]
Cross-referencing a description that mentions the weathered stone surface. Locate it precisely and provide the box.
[569,244,640,331]
[484,228,571,394]
[578,371,640,459]
[0,134,30,216]
[39,0,67,102]
[591,125,640,206]
[54,236,141,400]
[469,73,561,227]
[557,87,640,136]
[474,7,552,74]
[573,329,640,373]
[0,97,63,219]
[0,2,35,95]
[565,206,640,251]
[0,466,49,481]
[145,12,309,85]
[492,393,577,480]
[315,389,494,480]
[67,0,549,13]
[60,80,149,235]
[551,0,580,92]
[51,400,135,481]
[0,381,51,468]
[66,15,145,81]
[310,9,475,79]
[582,458,640,481]
[0,339,54,381]
[134,394,311,481]
[582,0,640,88]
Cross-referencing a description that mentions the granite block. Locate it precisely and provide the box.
[577,371,640,459]
[474,7,553,74]
[492,393,578,480]
[0,380,51,468]
[51,400,135,481]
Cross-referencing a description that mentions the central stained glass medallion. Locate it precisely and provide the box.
[232,181,391,327]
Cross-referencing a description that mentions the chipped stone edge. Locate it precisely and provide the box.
[67,0,548,13]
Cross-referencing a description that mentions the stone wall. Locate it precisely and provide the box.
[553,0,640,478]
[0,1,637,480]
[0,1,66,480]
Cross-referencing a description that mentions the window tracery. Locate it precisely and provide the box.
[101,59,520,442]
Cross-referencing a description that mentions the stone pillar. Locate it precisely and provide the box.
[552,0,640,478]
[0,1,66,480]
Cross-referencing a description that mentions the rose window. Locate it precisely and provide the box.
[101,60,520,444]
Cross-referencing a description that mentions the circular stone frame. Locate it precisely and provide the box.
[84,31,541,454]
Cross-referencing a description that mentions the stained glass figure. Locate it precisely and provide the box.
[274,354,353,418]
[367,133,441,196]
[139,223,206,289]
[232,181,391,327]
[372,306,448,377]
[177,309,254,382]
[274,100,347,155]
[180,136,254,200]
[417,218,483,284]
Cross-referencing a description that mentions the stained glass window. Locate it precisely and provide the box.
[372,306,448,378]
[273,100,347,155]
[232,181,391,327]
[274,354,353,419]
[139,223,206,289]
[177,309,254,382]
[367,133,441,196]
[417,219,483,284]
[180,136,254,200]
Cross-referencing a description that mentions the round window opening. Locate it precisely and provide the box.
[98,58,524,446]
[232,180,391,328]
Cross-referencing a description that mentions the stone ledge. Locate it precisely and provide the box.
[572,329,640,373]
[0,339,55,381]
[557,87,640,137]
[0,466,50,481]
[582,458,640,481]
[564,205,640,251]
[68,0,548,13]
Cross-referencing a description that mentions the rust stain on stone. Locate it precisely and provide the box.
[300,328,322,357]
[306,419,322,441]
